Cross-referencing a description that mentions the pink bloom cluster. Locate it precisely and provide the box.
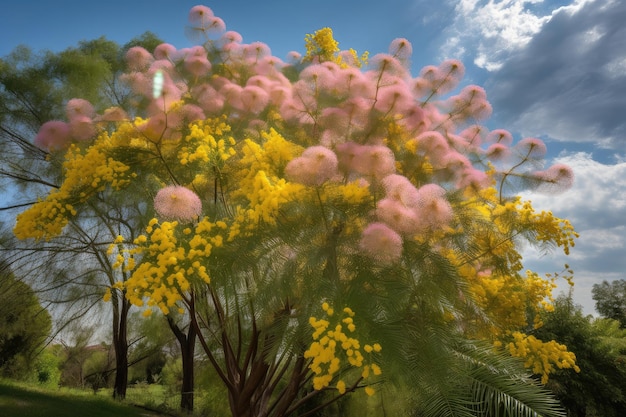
[285,146,339,186]
[34,98,97,151]
[154,185,202,222]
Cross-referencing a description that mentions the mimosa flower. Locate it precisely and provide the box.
[154,186,202,222]
[34,120,71,151]
[126,46,153,71]
[285,146,339,186]
[359,222,403,265]
[66,98,95,121]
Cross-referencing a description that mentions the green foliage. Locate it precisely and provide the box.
[592,279,626,327]
[535,295,626,417]
[0,266,52,379]
[29,348,62,388]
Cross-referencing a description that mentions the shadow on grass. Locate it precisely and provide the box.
[0,380,160,417]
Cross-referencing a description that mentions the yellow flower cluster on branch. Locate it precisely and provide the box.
[304,303,382,396]
[506,331,580,384]
[231,129,307,229]
[179,117,236,167]
[113,217,224,314]
[303,27,368,67]
[14,134,134,241]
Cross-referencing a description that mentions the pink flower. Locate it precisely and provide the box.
[188,5,214,26]
[369,53,408,78]
[240,85,270,114]
[381,174,420,207]
[515,137,547,159]
[183,46,212,77]
[126,46,153,71]
[154,185,202,222]
[69,115,96,141]
[415,184,453,229]
[533,164,574,194]
[96,107,128,122]
[486,129,513,145]
[336,67,373,98]
[220,82,244,110]
[436,59,465,94]
[34,120,71,151]
[219,31,243,46]
[66,98,95,121]
[459,125,486,147]
[456,169,491,191]
[243,42,271,62]
[351,145,396,179]
[359,222,403,265]
[376,198,420,235]
[413,131,450,164]
[485,143,511,162]
[285,146,338,186]
[373,80,413,114]
[180,104,205,122]
[154,43,177,60]
[119,72,151,96]
[192,84,224,114]
[389,38,412,61]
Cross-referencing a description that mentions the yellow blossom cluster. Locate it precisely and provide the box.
[522,202,578,255]
[450,186,579,382]
[109,217,224,315]
[304,28,340,63]
[303,27,368,67]
[14,135,134,241]
[506,331,580,384]
[230,130,306,229]
[304,303,381,396]
[178,118,236,167]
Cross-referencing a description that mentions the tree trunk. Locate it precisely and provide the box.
[112,291,130,400]
[167,316,196,413]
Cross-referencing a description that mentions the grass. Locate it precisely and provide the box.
[0,379,162,417]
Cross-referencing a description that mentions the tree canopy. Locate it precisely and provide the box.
[592,279,626,327]
[4,5,582,417]
[0,262,52,377]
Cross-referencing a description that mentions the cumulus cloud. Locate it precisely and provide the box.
[485,0,626,149]
[520,152,626,313]
[440,0,593,70]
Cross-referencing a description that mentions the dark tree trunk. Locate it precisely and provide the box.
[112,290,130,400]
[167,316,196,413]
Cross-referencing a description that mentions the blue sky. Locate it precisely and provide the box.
[2,0,625,314]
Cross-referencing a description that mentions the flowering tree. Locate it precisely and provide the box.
[13,5,579,416]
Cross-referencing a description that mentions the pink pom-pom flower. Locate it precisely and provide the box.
[34,120,71,152]
[359,222,403,265]
[154,185,202,222]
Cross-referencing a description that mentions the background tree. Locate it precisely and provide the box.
[0,32,165,400]
[0,260,52,378]
[592,279,626,327]
[9,5,580,417]
[534,294,626,416]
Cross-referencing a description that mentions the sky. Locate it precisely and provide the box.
[1,0,625,314]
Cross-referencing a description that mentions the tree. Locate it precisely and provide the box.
[0,33,164,401]
[534,294,626,416]
[0,261,52,377]
[12,5,579,416]
[592,279,626,327]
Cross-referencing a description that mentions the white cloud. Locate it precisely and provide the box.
[442,0,558,70]
[441,0,602,71]
[520,152,626,314]
[485,0,626,149]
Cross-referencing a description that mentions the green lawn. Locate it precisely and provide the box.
[0,380,161,417]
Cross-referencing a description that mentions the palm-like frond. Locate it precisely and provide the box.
[407,334,565,417]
